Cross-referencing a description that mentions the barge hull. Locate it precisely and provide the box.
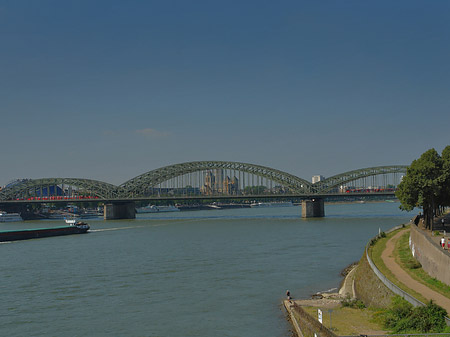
[0,226,89,242]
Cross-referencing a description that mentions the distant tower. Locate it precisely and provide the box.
[214,169,224,193]
[202,171,215,195]
[312,175,325,184]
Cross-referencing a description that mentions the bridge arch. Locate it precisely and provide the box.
[0,178,123,200]
[120,161,313,197]
[313,166,408,193]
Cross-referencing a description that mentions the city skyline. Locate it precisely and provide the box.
[1,1,449,186]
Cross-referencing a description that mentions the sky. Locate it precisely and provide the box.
[1,0,449,187]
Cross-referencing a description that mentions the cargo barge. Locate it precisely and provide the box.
[0,222,89,242]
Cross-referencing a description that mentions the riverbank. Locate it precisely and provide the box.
[284,216,450,336]
[284,262,388,336]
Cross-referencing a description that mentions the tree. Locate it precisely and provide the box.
[396,149,443,229]
[243,186,266,195]
[440,146,450,209]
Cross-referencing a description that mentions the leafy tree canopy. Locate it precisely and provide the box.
[396,147,450,228]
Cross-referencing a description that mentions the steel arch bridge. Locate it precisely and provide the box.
[120,161,314,197]
[0,162,409,201]
[0,178,123,201]
[315,166,408,193]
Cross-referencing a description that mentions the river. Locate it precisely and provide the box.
[0,202,413,336]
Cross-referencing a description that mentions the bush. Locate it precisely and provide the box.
[383,296,448,333]
[412,301,447,332]
[406,259,422,269]
[342,297,366,309]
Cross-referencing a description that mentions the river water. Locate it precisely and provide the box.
[1,202,413,336]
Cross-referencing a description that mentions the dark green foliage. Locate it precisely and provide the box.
[442,146,450,209]
[406,259,422,270]
[412,302,447,332]
[341,297,366,309]
[396,146,450,229]
[243,185,266,195]
[370,232,387,246]
[383,296,448,333]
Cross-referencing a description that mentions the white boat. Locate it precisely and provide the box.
[136,205,180,213]
[0,212,23,222]
[207,204,221,209]
[65,217,78,225]
[64,217,89,229]
[250,201,294,208]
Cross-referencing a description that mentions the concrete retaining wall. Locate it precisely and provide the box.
[286,301,337,337]
[354,252,395,308]
[410,224,450,286]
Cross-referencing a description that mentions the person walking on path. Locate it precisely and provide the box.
[382,229,450,313]
[441,236,446,249]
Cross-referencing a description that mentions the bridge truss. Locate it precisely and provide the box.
[120,161,313,198]
[0,162,408,201]
[0,178,123,201]
[315,166,408,193]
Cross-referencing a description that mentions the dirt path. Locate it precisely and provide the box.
[381,229,450,313]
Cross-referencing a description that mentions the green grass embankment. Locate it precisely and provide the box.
[368,226,428,304]
[301,306,386,335]
[395,231,450,299]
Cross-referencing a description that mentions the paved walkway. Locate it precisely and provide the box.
[381,228,450,313]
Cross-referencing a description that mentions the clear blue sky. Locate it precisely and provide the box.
[1,0,449,186]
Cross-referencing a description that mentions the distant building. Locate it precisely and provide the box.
[201,171,215,195]
[223,176,239,195]
[201,169,240,195]
[214,169,224,193]
[312,175,325,184]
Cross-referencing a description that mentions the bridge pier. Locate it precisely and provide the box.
[302,198,325,218]
[104,202,136,220]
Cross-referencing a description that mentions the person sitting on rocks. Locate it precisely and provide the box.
[286,290,292,302]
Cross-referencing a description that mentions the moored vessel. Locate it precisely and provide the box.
[0,212,23,222]
[250,201,294,208]
[136,205,180,213]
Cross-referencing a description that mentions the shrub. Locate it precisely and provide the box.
[412,301,447,332]
[341,297,366,309]
[370,237,379,246]
[383,296,448,333]
[406,259,422,269]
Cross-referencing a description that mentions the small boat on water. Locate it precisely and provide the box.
[0,212,23,222]
[136,205,180,213]
[250,201,294,208]
[0,221,89,242]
